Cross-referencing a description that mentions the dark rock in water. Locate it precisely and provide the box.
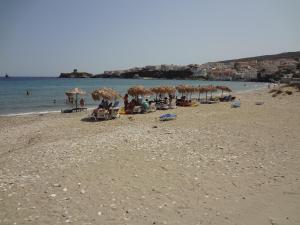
[59,69,93,78]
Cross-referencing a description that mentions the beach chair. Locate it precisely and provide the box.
[156,102,169,110]
[148,102,157,112]
[110,101,120,118]
[133,106,142,113]
[95,109,110,120]
[220,95,236,102]
[169,99,177,109]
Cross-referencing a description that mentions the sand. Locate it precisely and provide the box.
[0,87,300,225]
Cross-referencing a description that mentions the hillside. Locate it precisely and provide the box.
[219,51,300,63]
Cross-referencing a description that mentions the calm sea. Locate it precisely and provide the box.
[0,77,267,116]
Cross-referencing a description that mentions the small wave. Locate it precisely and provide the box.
[0,107,95,117]
[0,110,62,117]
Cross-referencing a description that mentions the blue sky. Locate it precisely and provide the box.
[0,0,299,76]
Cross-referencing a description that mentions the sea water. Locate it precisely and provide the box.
[0,77,267,116]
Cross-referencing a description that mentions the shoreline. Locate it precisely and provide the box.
[0,85,267,117]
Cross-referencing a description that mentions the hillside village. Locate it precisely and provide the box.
[94,57,300,81]
[60,51,300,82]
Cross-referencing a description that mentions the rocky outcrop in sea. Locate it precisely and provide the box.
[59,69,93,78]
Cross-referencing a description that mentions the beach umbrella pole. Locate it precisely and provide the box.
[76,93,78,109]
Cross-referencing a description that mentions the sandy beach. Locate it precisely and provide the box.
[0,87,299,225]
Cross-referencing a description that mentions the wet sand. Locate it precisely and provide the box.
[0,87,299,225]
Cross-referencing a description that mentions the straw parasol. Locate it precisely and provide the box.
[216,86,232,96]
[196,86,206,100]
[127,85,151,98]
[150,86,176,99]
[165,86,176,95]
[208,85,218,99]
[176,84,189,95]
[65,87,86,108]
[201,85,217,101]
[144,88,154,97]
[176,85,197,99]
[91,87,121,101]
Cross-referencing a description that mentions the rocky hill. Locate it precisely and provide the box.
[59,69,93,78]
[219,51,300,63]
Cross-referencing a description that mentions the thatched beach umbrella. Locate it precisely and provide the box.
[150,87,161,99]
[165,86,176,95]
[176,85,196,99]
[128,85,150,98]
[144,88,154,97]
[65,87,86,108]
[208,85,218,99]
[151,86,176,99]
[187,85,198,100]
[176,84,189,96]
[202,85,216,101]
[196,86,206,100]
[216,86,232,96]
[91,87,121,101]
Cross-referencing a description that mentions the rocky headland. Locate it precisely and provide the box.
[59,69,93,78]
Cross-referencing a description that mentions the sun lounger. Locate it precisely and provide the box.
[148,102,157,112]
[200,100,218,104]
[90,102,120,120]
[94,109,109,120]
[110,101,120,118]
[61,107,87,113]
[133,106,142,113]
[72,107,87,112]
[156,102,169,110]
[219,95,236,102]
[169,99,177,109]
[176,99,194,107]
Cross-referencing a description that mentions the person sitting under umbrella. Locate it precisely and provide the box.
[98,99,105,109]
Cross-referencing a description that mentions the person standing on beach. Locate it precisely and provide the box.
[80,98,85,107]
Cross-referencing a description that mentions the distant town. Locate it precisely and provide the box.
[59,51,300,82]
